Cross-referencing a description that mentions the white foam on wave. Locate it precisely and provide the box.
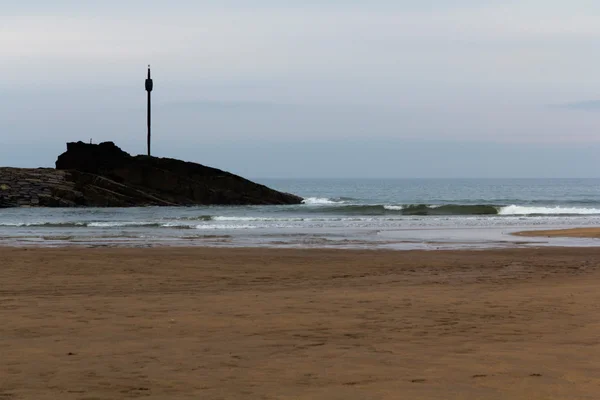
[160,222,194,228]
[194,224,258,230]
[302,197,344,205]
[0,222,86,227]
[88,221,156,227]
[384,204,444,210]
[383,205,404,210]
[499,205,600,215]
[213,216,304,222]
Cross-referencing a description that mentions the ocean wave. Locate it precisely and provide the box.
[0,221,194,229]
[307,204,499,216]
[213,216,305,222]
[383,205,404,211]
[498,205,600,215]
[302,197,346,205]
[306,203,600,216]
[401,204,499,215]
[0,222,87,228]
[159,222,195,229]
[194,224,258,230]
[88,222,162,228]
[170,215,214,221]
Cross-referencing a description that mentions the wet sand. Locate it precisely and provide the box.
[515,227,600,239]
[2,247,600,399]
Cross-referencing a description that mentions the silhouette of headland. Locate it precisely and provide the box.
[0,142,303,207]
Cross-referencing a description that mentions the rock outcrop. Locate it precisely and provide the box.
[0,168,81,207]
[0,142,303,207]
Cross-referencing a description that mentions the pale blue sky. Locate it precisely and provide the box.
[2,1,600,177]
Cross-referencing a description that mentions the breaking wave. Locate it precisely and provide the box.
[302,197,346,205]
[302,204,498,216]
[168,215,214,221]
[88,222,163,228]
[194,224,258,230]
[0,222,88,228]
[302,203,600,216]
[213,216,305,222]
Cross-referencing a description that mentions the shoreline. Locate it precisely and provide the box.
[513,226,600,239]
[0,232,595,250]
[2,224,599,250]
[3,246,600,399]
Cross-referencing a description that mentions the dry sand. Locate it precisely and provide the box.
[1,247,600,400]
[515,227,600,239]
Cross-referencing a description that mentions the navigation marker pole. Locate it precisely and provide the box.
[145,65,154,156]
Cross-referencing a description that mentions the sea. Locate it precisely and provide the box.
[2,178,600,249]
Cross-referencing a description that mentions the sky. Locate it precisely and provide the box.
[2,0,600,178]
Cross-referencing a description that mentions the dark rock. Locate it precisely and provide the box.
[52,141,302,207]
[57,141,130,175]
[0,142,303,208]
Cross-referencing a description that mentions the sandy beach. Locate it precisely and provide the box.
[1,247,600,399]
[515,227,600,239]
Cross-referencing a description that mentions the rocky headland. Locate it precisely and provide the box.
[0,142,303,207]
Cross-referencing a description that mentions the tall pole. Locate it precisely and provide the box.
[145,65,154,156]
